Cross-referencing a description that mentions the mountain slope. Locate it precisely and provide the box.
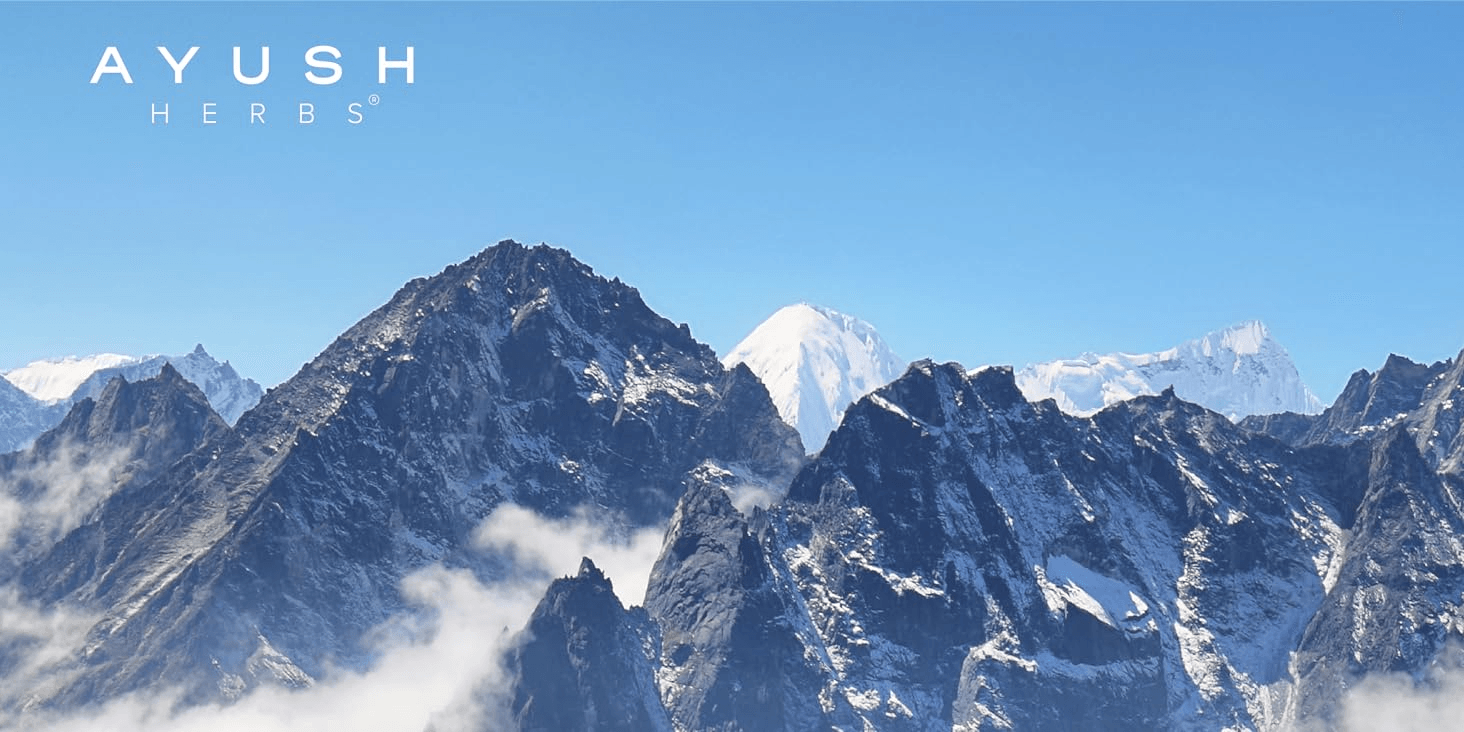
[724,303,905,453]
[0,365,229,574]
[10,241,803,713]
[1017,320,1324,420]
[512,350,1464,730]
[0,375,62,454]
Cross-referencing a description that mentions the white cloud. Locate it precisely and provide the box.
[0,588,102,715]
[474,503,665,605]
[3,502,668,732]
[1339,655,1464,732]
[0,441,136,555]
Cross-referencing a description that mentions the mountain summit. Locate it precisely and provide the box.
[724,303,905,452]
[1016,320,1324,419]
[0,345,263,452]
[7,240,801,710]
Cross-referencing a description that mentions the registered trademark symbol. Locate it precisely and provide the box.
[368,94,381,106]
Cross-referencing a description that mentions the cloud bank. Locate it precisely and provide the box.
[2,503,667,732]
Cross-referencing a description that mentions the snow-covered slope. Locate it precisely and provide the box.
[3,344,263,427]
[0,377,63,454]
[1016,320,1324,419]
[724,303,905,452]
[3,353,140,403]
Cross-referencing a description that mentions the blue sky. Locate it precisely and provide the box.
[1,3,1462,400]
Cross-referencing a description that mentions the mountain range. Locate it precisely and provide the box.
[2,241,1459,732]
[0,242,800,713]
[726,311,1324,458]
[509,347,1464,730]
[1016,320,1325,419]
[0,345,262,453]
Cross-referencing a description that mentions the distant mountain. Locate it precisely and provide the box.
[3,353,140,403]
[0,375,62,454]
[7,241,802,711]
[725,303,905,452]
[0,344,262,452]
[1016,320,1324,419]
[68,344,263,425]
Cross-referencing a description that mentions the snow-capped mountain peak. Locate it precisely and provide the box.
[3,353,143,403]
[724,303,906,453]
[1016,320,1324,419]
[1,345,264,437]
[1205,318,1269,355]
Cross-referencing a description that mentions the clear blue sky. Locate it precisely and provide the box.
[2,3,1462,401]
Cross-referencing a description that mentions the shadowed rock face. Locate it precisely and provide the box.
[1246,350,1464,473]
[510,350,1464,731]
[505,558,672,732]
[645,469,846,732]
[11,241,802,710]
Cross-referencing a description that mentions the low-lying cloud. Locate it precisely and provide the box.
[474,503,665,605]
[1339,650,1464,732]
[3,503,668,732]
[0,441,136,556]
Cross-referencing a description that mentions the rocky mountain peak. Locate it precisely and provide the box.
[506,553,671,732]
[7,241,802,711]
[42,363,224,452]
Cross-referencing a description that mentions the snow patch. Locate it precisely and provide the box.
[1037,555,1151,631]
[4,354,144,403]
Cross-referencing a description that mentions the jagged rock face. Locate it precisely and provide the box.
[505,558,672,732]
[15,241,803,709]
[525,358,1464,731]
[1283,429,1464,726]
[0,367,228,578]
[1246,350,1464,480]
[760,364,1354,730]
[645,468,850,732]
[1322,355,1448,441]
